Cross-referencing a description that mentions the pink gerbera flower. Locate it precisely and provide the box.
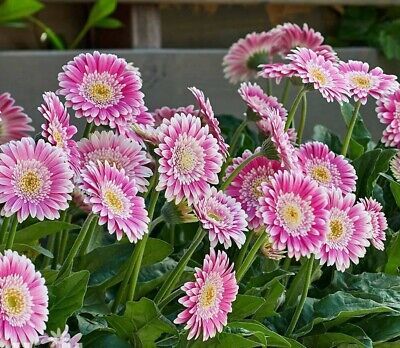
[316,189,370,272]
[39,325,81,348]
[258,63,295,84]
[155,113,223,205]
[0,138,73,222]
[238,82,287,119]
[382,120,400,148]
[225,149,281,229]
[360,198,387,250]
[189,87,229,159]
[0,92,34,145]
[390,151,400,182]
[80,161,149,243]
[0,250,48,348]
[339,60,398,105]
[193,187,247,249]
[153,105,198,126]
[78,130,152,193]
[376,91,400,147]
[297,141,357,194]
[223,32,278,84]
[287,47,349,103]
[39,92,80,175]
[258,170,328,260]
[175,249,238,341]
[58,51,144,128]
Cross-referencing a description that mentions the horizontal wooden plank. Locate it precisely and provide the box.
[43,0,400,5]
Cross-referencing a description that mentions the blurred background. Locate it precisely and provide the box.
[1,0,400,138]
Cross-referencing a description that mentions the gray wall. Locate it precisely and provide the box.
[0,48,397,141]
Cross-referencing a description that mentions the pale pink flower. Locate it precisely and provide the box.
[316,189,370,272]
[0,138,73,222]
[223,32,278,83]
[0,250,48,348]
[0,92,34,145]
[360,198,387,251]
[297,141,357,194]
[39,92,80,176]
[258,63,295,84]
[80,161,149,243]
[194,187,247,249]
[78,130,152,193]
[175,249,238,341]
[225,149,281,229]
[189,87,229,159]
[153,105,198,126]
[376,91,400,148]
[287,47,349,103]
[155,113,223,205]
[238,82,287,119]
[339,60,398,105]
[258,170,328,260]
[39,325,81,348]
[58,51,144,128]
[382,120,400,148]
[390,151,400,182]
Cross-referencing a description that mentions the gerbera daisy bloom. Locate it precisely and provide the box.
[260,232,286,260]
[382,120,400,148]
[39,91,80,175]
[78,130,152,193]
[225,149,281,229]
[316,189,370,272]
[175,249,238,341]
[297,141,357,194]
[390,151,400,182]
[193,187,247,249]
[258,63,295,84]
[0,250,48,348]
[0,138,73,222]
[287,47,349,103]
[71,187,92,214]
[377,90,400,125]
[223,31,278,84]
[189,87,229,159]
[58,51,144,128]
[0,92,34,145]
[258,170,328,260]
[80,161,149,243]
[155,113,223,205]
[153,105,198,126]
[39,325,81,348]
[360,197,387,250]
[238,82,287,119]
[339,60,398,105]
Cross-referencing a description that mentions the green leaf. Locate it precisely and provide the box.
[94,17,122,29]
[0,243,53,258]
[312,125,342,154]
[230,294,265,320]
[106,298,177,346]
[253,281,285,319]
[81,330,131,348]
[76,314,108,335]
[302,332,367,348]
[0,0,43,23]
[187,333,261,348]
[385,231,400,274]
[15,221,80,244]
[47,271,89,332]
[86,0,117,28]
[359,313,400,343]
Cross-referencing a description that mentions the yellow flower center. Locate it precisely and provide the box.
[104,189,124,214]
[328,218,345,241]
[350,74,372,89]
[19,171,42,196]
[2,288,26,316]
[176,146,197,173]
[88,82,113,105]
[53,130,64,147]
[208,211,222,222]
[282,204,302,229]
[310,165,332,184]
[199,283,217,309]
[251,176,268,199]
[309,66,328,86]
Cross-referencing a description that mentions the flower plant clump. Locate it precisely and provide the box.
[2,24,400,347]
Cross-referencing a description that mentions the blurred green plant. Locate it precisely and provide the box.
[330,6,400,60]
[0,0,122,50]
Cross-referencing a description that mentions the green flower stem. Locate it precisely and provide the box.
[82,122,94,138]
[266,79,273,95]
[220,152,264,191]
[296,94,308,145]
[281,79,291,105]
[0,216,11,245]
[284,86,308,131]
[341,100,362,157]
[126,185,160,302]
[58,214,72,264]
[154,227,206,305]
[69,23,90,49]
[52,210,68,268]
[57,213,96,280]
[5,216,18,250]
[229,119,248,157]
[158,288,184,310]
[235,231,254,270]
[43,234,56,268]
[236,231,268,282]
[286,255,314,336]
[79,216,99,257]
